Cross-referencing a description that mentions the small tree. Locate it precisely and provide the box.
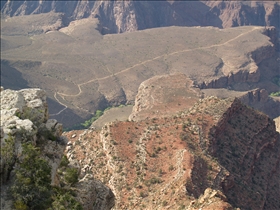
[64,168,79,186]
[1,134,16,183]
[11,143,52,209]
[51,188,82,210]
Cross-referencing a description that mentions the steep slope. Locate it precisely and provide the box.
[0,87,115,210]
[63,90,280,209]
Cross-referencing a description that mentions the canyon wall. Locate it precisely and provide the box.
[1,1,279,34]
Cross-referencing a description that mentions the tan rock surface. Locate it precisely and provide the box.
[274,116,280,133]
[129,74,201,121]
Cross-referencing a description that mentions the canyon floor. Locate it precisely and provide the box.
[1,14,279,128]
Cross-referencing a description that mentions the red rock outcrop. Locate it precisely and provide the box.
[63,94,280,209]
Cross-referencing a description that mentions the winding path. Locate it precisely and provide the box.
[50,26,260,116]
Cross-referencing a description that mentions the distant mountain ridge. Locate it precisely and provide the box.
[1,0,280,34]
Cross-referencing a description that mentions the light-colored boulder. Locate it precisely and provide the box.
[0,89,25,112]
[74,174,97,210]
[45,119,63,137]
[42,140,66,184]
[0,88,63,183]
[93,180,115,210]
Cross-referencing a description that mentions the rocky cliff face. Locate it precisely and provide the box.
[238,88,280,119]
[0,87,115,210]
[1,1,279,34]
[205,98,280,209]
[0,87,64,208]
[63,92,280,209]
[0,87,63,182]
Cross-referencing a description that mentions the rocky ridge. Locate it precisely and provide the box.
[63,77,280,209]
[129,74,201,122]
[1,1,280,35]
[0,87,63,183]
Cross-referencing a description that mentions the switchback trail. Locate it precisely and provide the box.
[50,26,260,116]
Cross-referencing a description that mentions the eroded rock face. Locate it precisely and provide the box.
[93,180,115,210]
[204,98,280,210]
[188,188,234,210]
[1,88,51,177]
[1,1,280,34]
[74,174,96,210]
[63,94,280,209]
[63,129,116,210]
[0,87,65,209]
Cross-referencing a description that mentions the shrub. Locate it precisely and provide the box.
[1,134,16,183]
[81,110,104,128]
[51,190,82,210]
[140,191,147,198]
[64,168,79,186]
[14,200,28,210]
[149,177,162,184]
[60,155,69,167]
[38,126,56,141]
[272,76,280,87]
[269,91,280,97]
[162,201,168,206]
[11,143,52,209]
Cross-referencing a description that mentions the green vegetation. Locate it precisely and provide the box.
[81,110,104,128]
[11,143,52,209]
[4,139,82,209]
[16,107,42,126]
[65,107,114,131]
[38,126,57,141]
[269,91,280,97]
[144,176,163,187]
[60,155,70,167]
[64,104,130,131]
[51,188,82,210]
[1,134,16,182]
[272,76,280,87]
[63,109,104,131]
[64,168,79,186]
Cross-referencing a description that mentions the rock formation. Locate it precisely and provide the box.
[0,87,64,208]
[2,79,276,209]
[63,81,280,209]
[0,87,62,182]
[129,74,201,121]
[1,1,279,34]
[274,116,280,132]
[0,87,115,210]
